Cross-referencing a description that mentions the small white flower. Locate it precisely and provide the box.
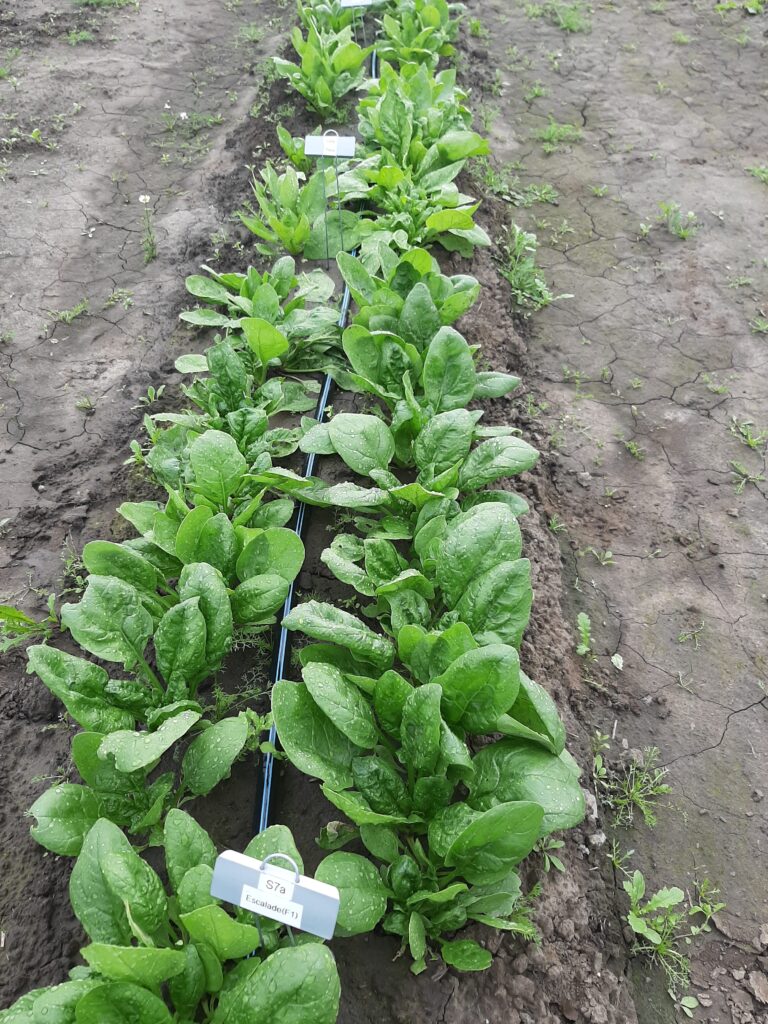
[178,111,188,121]
[164,102,171,109]
[138,194,151,204]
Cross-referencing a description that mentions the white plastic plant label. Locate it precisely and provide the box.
[304,133,356,158]
[211,850,340,939]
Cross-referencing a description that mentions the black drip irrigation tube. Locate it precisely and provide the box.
[254,47,379,836]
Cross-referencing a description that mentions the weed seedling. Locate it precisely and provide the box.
[524,80,547,102]
[495,225,562,311]
[133,385,166,410]
[598,747,671,827]
[49,298,88,324]
[103,288,134,310]
[139,194,157,263]
[677,621,704,649]
[730,417,768,450]
[0,596,57,653]
[623,871,725,996]
[548,514,567,534]
[730,461,766,494]
[0,47,21,87]
[657,201,699,239]
[590,183,608,197]
[468,17,488,37]
[537,117,581,154]
[75,396,95,414]
[576,612,592,657]
[620,438,646,461]
[536,837,565,873]
[672,31,690,44]
[67,30,94,45]
[747,165,768,185]
[749,313,768,334]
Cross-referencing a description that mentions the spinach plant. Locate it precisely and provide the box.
[270,635,584,972]
[273,22,373,119]
[238,162,361,259]
[377,0,461,69]
[2,814,341,1023]
[357,61,472,156]
[179,258,344,375]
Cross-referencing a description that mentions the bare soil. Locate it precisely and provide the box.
[1,0,767,1022]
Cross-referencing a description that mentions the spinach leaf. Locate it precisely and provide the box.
[468,739,585,835]
[272,681,356,790]
[315,853,389,937]
[303,663,379,749]
[283,601,394,670]
[446,802,544,884]
[210,945,340,1024]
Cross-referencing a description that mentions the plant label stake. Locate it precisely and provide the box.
[211,851,340,939]
[304,130,355,266]
[339,0,376,46]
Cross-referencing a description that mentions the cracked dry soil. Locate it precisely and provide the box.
[1,0,767,1022]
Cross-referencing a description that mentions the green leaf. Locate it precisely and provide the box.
[408,912,427,962]
[181,905,261,960]
[176,509,237,578]
[26,646,134,733]
[100,850,166,936]
[176,864,217,914]
[75,982,174,1023]
[210,945,340,1024]
[164,808,217,893]
[186,274,231,304]
[436,505,522,610]
[98,711,201,773]
[81,945,185,986]
[455,559,532,647]
[69,820,134,945]
[359,824,400,862]
[29,784,101,856]
[82,541,161,594]
[413,409,478,474]
[180,308,232,327]
[322,786,413,827]
[26,981,100,1024]
[497,671,566,754]
[315,853,389,937]
[154,599,207,690]
[458,436,539,490]
[169,944,206,1019]
[61,576,153,671]
[175,353,210,374]
[373,670,412,738]
[440,939,492,972]
[231,574,288,625]
[446,802,544,883]
[303,663,378,749]
[241,317,290,364]
[400,684,442,776]
[244,824,304,872]
[182,715,249,796]
[473,371,521,399]
[422,327,476,412]
[236,528,305,583]
[399,283,441,350]
[178,563,233,668]
[272,680,355,790]
[434,644,520,733]
[189,430,246,506]
[337,251,376,305]
[283,601,394,670]
[327,413,395,477]
[469,739,585,835]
